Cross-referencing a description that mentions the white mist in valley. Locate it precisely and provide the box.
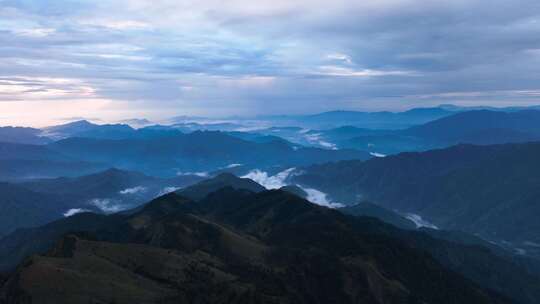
[242,168,342,208]
[63,208,90,217]
[89,198,129,214]
[119,186,147,195]
[404,213,439,230]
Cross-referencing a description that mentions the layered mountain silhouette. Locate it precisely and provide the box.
[403,110,540,144]
[48,131,370,176]
[272,110,540,154]
[0,128,369,180]
[292,141,540,255]
[0,127,50,145]
[0,169,204,237]
[0,142,107,181]
[341,110,540,154]
[3,175,539,303]
[3,107,540,303]
[266,107,454,129]
[43,120,136,140]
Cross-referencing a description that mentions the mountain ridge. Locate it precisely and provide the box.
[0,185,517,304]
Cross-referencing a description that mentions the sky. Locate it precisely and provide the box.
[2,0,540,126]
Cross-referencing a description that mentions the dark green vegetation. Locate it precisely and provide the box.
[2,175,540,303]
[292,141,540,252]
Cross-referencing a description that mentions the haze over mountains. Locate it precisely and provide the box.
[3,105,540,303]
[7,0,540,300]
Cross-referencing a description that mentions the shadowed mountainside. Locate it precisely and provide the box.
[0,169,204,237]
[2,175,540,303]
[291,141,540,252]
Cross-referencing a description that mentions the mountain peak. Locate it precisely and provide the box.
[98,167,134,178]
[280,185,308,198]
[67,120,94,126]
[176,174,266,201]
[131,192,192,224]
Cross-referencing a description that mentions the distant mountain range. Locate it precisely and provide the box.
[257,107,454,130]
[403,110,540,144]
[366,109,540,154]
[0,127,50,145]
[4,106,540,157]
[258,104,540,129]
[291,141,540,257]
[286,110,540,154]
[0,129,369,180]
[47,131,370,176]
[2,175,540,303]
[0,142,108,180]
[42,120,137,140]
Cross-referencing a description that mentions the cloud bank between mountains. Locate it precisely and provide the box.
[243,168,343,208]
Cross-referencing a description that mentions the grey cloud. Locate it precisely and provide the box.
[2,0,540,125]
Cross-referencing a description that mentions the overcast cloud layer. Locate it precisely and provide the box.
[1,0,540,126]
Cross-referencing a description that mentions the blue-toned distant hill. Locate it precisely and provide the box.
[36,108,540,156]
[0,127,50,145]
[0,142,107,180]
[263,107,454,130]
[43,120,137,140]
[43,120,264,140]
[0,142,67,161]
[0,128,369,179]
[48,131,371,177]
[404,110,540,144]
[331,110,540,154]
[239,110,540,155]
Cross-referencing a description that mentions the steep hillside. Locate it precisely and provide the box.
[292,142,540,251]
[0,169,203,236]
[0,188,513,304]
